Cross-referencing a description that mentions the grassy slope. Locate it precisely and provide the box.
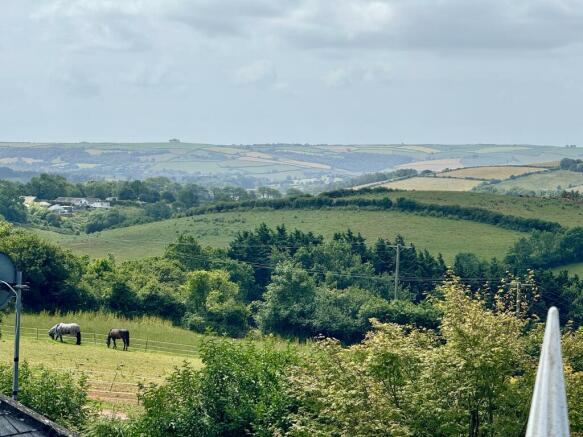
[0,312,204,412]
[33,209,524,263]
[482,170,583,193]
[360,191,583,228]
[552,262,583,277]
[437,166,546,180]
[380,176,482,191]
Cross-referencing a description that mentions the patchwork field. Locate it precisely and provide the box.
[33,209,524,263]
[380,176,482,191]
[437,166,546,180]
[395,159,463,172]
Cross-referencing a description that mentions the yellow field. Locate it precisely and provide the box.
[438,166,546,180]
[475,146,530,153]
[398,145,439,154]
[381,176,482,191]
[395,158,463,172]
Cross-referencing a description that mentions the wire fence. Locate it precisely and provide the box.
[0,324,201,357]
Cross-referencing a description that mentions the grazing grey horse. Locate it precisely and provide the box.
[107,329,130,351]
[48,323,81,345]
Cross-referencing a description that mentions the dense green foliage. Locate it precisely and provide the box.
[561,158,583,172]
[87,279,583,436]
[5,214,583,340]
[0,362,90,431]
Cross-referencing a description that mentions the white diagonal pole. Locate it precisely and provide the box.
[526,306,570,437]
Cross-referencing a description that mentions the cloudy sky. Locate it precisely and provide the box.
[2,0,583,145]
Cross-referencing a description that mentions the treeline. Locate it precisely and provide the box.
[0,173,297,232]
[184,190,563,234]
[4,218,583,342]
[0,172,567,238]
[561,157,583,172]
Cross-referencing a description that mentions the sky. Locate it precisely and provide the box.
[2,0,583,145]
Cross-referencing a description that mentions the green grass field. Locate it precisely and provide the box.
[437,166,545,180]
[360,191,583,228]
[552,262,583,277]
[33,209,524,263]
[0,312,205,412]
[481,170,583,193]
[380,176,482,191]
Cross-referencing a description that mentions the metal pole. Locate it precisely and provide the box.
[12,271,22,400]
[394,245,400,300]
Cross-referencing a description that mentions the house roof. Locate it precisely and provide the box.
[0,395,78,436]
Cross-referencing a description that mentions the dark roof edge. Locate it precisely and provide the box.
[0,394,79,437]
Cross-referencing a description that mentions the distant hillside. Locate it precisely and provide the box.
[2,142,582,191]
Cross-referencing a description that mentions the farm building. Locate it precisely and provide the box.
[47,205,73,216]
[0,394,77,436]
[52,197,110,209]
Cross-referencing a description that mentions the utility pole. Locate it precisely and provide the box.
[516,281,521,317]
[388,244,413,300]
[515,281,534,317]
[12,271,22,401]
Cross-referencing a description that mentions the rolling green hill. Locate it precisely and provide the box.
[3,143,583,191]
[475,169,583,194]
[32,208,524,263]
[360,190,583,228]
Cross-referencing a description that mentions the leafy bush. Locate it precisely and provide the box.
[0,362,90,431]
[132,338,297,437]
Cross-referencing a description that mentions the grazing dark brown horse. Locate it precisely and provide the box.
[107,329,130,351]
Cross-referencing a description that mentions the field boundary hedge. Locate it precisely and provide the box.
[393,197,563,233]
[182,192,563,234]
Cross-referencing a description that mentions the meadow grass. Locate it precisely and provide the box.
[380,176,482,191]
[0,312,204,413]
[32,208,524,262]
[552,262,583,277]
[16,311,204,346]
[437,166,546,180]
[0,311,305,413]
[482,170,583,193]
[361,190,583,229]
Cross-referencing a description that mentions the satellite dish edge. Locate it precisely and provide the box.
[0,253,16,309]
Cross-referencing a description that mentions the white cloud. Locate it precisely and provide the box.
[234,60,276,85]
[324,64,392,88]
[124,62,176,88]
[31,0,583,54]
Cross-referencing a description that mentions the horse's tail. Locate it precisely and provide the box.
[126,331,130,348]
[76,331,81,345]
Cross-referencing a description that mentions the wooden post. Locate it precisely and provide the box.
[36,328,38,340]
[93,332,96,345]
[145,338,148,352]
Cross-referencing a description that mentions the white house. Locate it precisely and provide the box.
[47,204,73,216]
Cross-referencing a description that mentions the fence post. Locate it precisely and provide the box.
[145,338,148,352]
[93,332,96,345]
[36,328,38,340]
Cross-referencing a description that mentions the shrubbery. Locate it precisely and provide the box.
[87,279,583,436]
[0,362,90,431]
